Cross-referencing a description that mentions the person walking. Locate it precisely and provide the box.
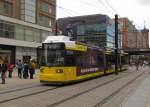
[8,64,14,78]
[0,57,3,78]
[29,60,36,79]
[1,59,8,84]
[23,62,29,79]
[135,61,139,72]
[17,60,23,78]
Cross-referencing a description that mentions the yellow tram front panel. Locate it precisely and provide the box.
[39,67,77,82]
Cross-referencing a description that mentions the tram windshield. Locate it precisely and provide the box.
[46,50,65,66]
[41,43,64,66]
[41,43,76,67]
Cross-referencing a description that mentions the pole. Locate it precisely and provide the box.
[55,21,58,35]
[115,14,118,75]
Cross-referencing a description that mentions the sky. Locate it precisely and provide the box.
[57,0,150,30]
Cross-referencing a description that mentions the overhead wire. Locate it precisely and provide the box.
[103,0,118,14]
[57,5,75,17]
[97,0,115,15]
[77,0,115,16]
[57,5,80,15]
[57,0,144,49]
[57,1,137,34]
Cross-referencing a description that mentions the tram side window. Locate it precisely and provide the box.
[97,52,104,67]
[110,53,115,65]
[74,50,104,67]
[83,49,95,66]
[83,49,104,67]
[65,50,76,66]
[121,55,127,64]
[106,55,111,66]
[76,51,85,67]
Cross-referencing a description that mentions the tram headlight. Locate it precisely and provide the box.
[56,69,63,73]
[40,68,44,73]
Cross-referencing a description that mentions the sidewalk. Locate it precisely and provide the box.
[0,68,40,90]
[121,67,150,107]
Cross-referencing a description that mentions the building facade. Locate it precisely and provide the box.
[58,14,122,49]
[119,17,149,49]
[119,18,137,48]
[0,0,56,64]
[140,28,149,48]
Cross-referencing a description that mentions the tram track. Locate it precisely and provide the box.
[47,77,121,107]
[0,74,124,105]
[46,71,144,107]
[0,76,121,105]
[0,84,42,95]
[0,86,59,104]
[0,68,137,106]
[94,72,144,107]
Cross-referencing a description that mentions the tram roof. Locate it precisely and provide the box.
[43,35,76,48]
[43,35,103,50]
[43,35,71,43]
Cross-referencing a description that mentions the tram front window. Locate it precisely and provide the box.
[41,43,65,67]
[41,43,76,67]
[46,50,65,66]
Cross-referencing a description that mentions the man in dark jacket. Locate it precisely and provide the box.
[23,62,29,79]
[1,60,7,84]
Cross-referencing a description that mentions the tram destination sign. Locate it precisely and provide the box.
[44,43,65,49]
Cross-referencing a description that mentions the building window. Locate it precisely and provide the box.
[15,24,25,40]
[41,30,49,42]
[40,1,52,14]
[5,23,14,38]
[25,27,34,42]
[38,15,52,27]
[0,1,13,16]
[0,20,4,37]
[4,2,12,16]
[33,29,41,43]
[0,20,14,39]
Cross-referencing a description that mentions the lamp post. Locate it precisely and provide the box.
[115,14,118,75]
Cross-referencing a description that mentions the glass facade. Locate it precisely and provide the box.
[0,20,50,43]
[77,24,106,35]
[106,24,115,48]
[76,22,122,49]
[77,23,107,47]
[106,24,122,48]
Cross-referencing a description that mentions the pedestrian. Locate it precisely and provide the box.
[29,59,36,79]
[1,59,8,84]
[17,60,23,78]
[8,64,14,78]
[135,61,139,72]
[23,62,29,79]
[0,56,3,78]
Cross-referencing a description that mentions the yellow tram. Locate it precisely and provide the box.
[39,36,128,84]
